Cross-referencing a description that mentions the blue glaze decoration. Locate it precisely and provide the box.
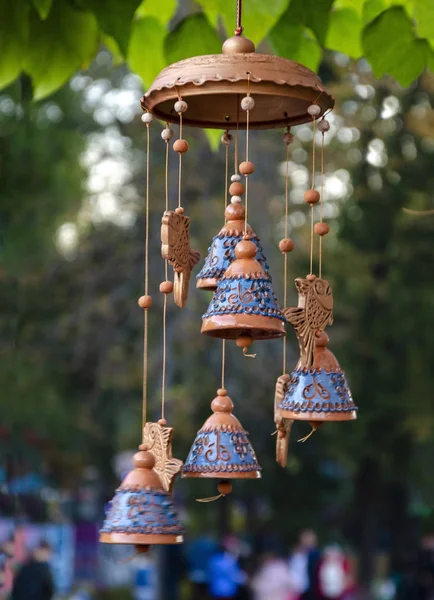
[279,368,357,413]
[203,275,285,321]
[100,488,183,536]
[183,428,261,475]
[197,233,270,283]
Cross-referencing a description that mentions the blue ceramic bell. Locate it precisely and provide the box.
[100,448,183,547]
[196,201,269,290]
[182,388,261,488]
[279,332,357,423]
[201,239,285,352]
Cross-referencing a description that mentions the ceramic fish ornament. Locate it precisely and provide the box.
[283,275,333,369]
[161,208,200,308]
[142,422,183,494]
[274,374,293,467]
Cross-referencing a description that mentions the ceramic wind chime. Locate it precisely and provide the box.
[100,0,358,548]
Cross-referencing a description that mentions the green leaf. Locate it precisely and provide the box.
[334,0,364,15]
[83,0,142,56]
[0,0,29,90]
[164,14,221,64]
[135,0,177,25]
[196,0,288,44]
[362,0,387,23]
[31,0,53,19]
[273,0,334,46]
[127,17,165,88]
[203,129,223,152]
[413,0,434,40]
[362,6,427,86]
[23,0,99,100]
[269,24,322,72]
[326,8,363,58]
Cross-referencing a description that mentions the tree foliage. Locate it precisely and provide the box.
[1,0,434,99]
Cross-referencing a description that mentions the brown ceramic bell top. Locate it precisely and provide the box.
[204,389,243,430]
[120,449,163,490]
[223,240,265,278]
[311,332,341,371]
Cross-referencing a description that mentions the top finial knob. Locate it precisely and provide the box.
[222,36,255,54]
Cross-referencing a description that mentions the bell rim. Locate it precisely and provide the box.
[196,277,218,291]
[279,410,357,422]
[201,313,286,339]
[141,52,333,130]
[181,470,261,479]
[99,532,184,545]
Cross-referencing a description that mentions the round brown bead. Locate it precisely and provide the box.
[235,240,256,259]
[158,418,168,426]
[279,238,294,253]
[239,161,255,175]
[175,206,184,214]
[173,139,189,153]
[229,182,245,196]
[159,281,173,294]
[306,274,316,282]
[138,295,152,309]
[236,334,253,349]
[304,189,320,205]
[217,480,233,496]
[314,222,330,236]
[225,202,245,221]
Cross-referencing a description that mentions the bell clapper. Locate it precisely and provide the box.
[197,480,233,503]
[297,421,323,443]
[236,334,256,358]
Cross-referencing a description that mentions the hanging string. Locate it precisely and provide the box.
[142,120,151,430]
[222,130,230,391]
[309,115,317,276]
[178,112,183,209]
[235,99,240,175]
[282,137,290,375]
[244,75,251,238]
[235,0,243,35]
[319,129,325,279]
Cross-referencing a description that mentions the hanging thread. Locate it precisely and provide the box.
[319,129,325,279]
[178,112,183,209]
[309,115,317,276]
[142,119,151,430]
[282,137,290,375]
[235,0,243,35]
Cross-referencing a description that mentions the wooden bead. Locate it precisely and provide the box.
[236,335,253,349]
[158,418,168,426]
[278,238,294,253]
[174,100,188,113]
[304,189,320,205]
[175,206,184,214]
[306,274,316,282]
[314,222,330,236]
[217,388,227,396]
[160,281,173,294]
[229,182,244,196]
[217,480,232,496]
[239,161,255,175]
[138,295,152,309]
[173,139,189,153]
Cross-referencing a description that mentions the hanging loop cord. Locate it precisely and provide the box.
[141,119,151,430]
[160,126,171,425]
[235,0,243,35]
[283,133,291,375]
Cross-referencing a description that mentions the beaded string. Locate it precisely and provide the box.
[243,73,251,239]
[309,115,316,275]
[235,0,243,35]
[282,133,291,374]
[222,129,231,391]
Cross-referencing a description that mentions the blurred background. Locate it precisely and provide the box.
[2,2,434,600]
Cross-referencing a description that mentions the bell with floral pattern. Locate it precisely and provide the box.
[100,448,183,549]
[196,201,269,291]
[201,239,285,355]
[182,388,261,499]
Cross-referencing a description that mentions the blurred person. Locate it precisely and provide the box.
[187,535,217,600]
[208,543,246,600]
[288,529,321,600]
[251,552,295,600]
[316,545,351,600]
[11,540,54,600]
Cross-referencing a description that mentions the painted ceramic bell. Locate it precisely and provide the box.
[182,388,261,481]
[100,448,183,548]
[201,240,285,349]
[196,202,269,291]
[279,332,357,422]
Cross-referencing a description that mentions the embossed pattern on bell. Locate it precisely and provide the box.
[182,427,262,475]
[203,274,285,321]
[197,233,269,289]
[100,487,184,536]
[279,368,358,416]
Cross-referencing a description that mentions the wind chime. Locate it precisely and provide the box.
[100,0,358,550]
